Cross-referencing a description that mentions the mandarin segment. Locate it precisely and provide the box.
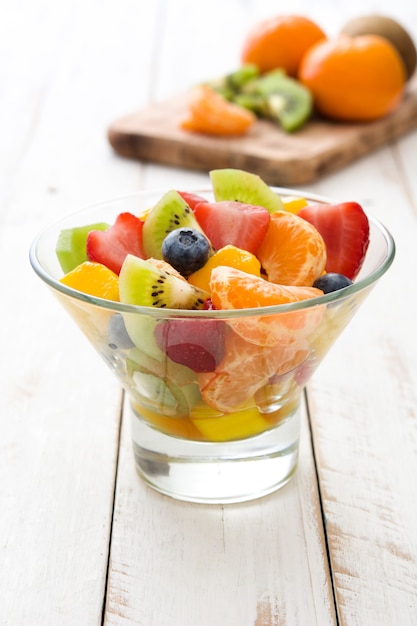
[209,266,324,346]
[256,211,327,286]
[180,85,255,136]
[198,329,309,412]
[188,245,261,292]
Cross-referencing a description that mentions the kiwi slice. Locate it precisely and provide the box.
[130,370,200,417]
[210,168,284,213]
[122,314,164,360]
[56,222,109,273]
[142,190,204,259]
[127,350,201,416]
[119,255,209,309]
[205,64,260,100]
[127,346,196,386]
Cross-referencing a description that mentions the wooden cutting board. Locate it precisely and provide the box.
[108,76,417,186]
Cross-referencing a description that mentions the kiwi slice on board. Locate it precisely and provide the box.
[210,168,284,213]
[142,190,204,259]
[119,255,209,309]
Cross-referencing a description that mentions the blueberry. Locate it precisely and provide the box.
[313,273,353,294]
[162,228,211,276]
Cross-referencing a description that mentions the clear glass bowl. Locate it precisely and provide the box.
[29,189,395,503]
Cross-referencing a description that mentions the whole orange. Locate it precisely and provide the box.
[241,14,327,76]
[298,34,406,122]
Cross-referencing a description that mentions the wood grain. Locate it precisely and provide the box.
[108,76,417,186]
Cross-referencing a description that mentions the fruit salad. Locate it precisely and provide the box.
[55,169,370,442]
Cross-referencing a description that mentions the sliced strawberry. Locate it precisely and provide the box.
[194,201,270,254]
[177,191,208,211]
[154,318,226,373]
[86,212,144,275]
[298,201,369,279]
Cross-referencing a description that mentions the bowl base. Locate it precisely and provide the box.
[129,404,300,504]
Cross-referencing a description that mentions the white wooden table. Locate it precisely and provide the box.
[1,1,417,624]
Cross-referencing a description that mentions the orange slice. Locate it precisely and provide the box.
[198,329,308,412]
[209,266,324,346]
[60,261,119,301]
[180,85,256,136]
[257,211,326,286]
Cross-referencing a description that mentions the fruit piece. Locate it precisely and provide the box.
[122,315,165,360]
[210,168,283,213]
[142,190,204,259]
[198,330,309,411]
[56,222,109,273]
[298,34,406,122]
[210,266,324,346]
[193,201,270,254]
[129,369,199,417]
[241,14,327,76]
[107,313,135,350]
[313,273,353,293]
[188,245,261,292]
[132,402,202,439]
[257,210,326,286]
[127,346,196,386]
[282,196,308,214]
[190,401,271,442]
[211,266,322,309]
[154,318,226,373]
[180,85,256,136]
[177,191,208,210]
[298,201,370,279]
[119,255,209,309]
[86,212,144,275]
[59,261,119,301]
[205,64,260,100]
[239,71,313,132]
[340,14,416,81]
[162,228,212,277]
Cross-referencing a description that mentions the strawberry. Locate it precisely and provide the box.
[194,201,270,254]
[298,201,369,279]
[177,191,208,210]
[86,212,144,275]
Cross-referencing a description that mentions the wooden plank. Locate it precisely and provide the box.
[0,1,160,624]
[107,76,417,186]
[104,398,337,626]
[304,143,417,626]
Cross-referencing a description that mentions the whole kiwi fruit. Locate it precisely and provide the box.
[341,14,417,80]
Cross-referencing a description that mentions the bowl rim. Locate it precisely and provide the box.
[29,186,396,318]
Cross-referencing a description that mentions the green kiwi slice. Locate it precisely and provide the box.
[126,350,201,416]
[56,222,109,273]
[210,168,284,213]
[238,70,313,132]
[142,190,204,259]
[119,255,209,309]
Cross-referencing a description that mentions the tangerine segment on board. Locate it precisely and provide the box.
[180,85,256,136]
[257,211,327,286]
[298,34,406,121]
[209,266,324,347]
[241,14,327,76]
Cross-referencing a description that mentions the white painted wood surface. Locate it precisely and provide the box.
[1,1,416,625]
